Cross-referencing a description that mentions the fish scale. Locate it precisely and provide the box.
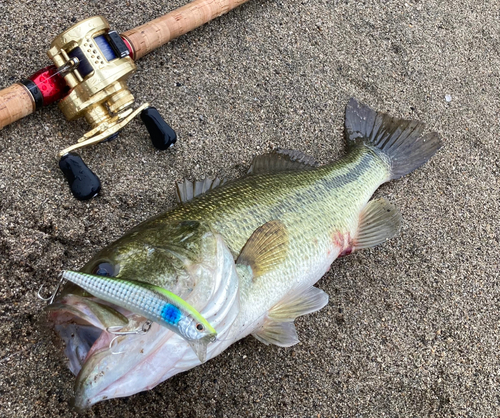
[168,148,387,245]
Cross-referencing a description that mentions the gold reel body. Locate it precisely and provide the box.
[47,16,148,157]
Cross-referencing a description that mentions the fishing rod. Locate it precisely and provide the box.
[0,0,250,200]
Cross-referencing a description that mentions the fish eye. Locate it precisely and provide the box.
[196,323,204,332]
[91,262,116,277]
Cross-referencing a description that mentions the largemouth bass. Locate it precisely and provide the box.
[46,99,441,410]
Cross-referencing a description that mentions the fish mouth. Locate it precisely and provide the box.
[46,236,242,410]
[47,293,139,377]
[47,291,234,411]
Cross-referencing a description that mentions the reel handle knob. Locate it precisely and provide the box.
[140,107,177,150]
[59,153,101,200]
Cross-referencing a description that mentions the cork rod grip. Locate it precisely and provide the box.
[0,84,35,130]
[122,0,250,60]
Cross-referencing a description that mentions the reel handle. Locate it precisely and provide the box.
[141,107,177,150]
[59,153,101,200]
[58,109,173,201]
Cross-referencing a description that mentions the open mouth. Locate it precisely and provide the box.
[45,265,241,409]
[47,293,135,375]
[43,232,243,409]
[46,293,197,409]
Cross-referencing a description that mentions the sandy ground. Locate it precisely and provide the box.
[1,0,499,416]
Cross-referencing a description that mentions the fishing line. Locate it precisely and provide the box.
[39,249,276,358]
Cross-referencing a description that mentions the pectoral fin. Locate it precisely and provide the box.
[353,198,401,250]
[236,220,289,280]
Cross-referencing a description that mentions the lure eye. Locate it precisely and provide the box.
[92,262,116,277]
[196,323,204,332]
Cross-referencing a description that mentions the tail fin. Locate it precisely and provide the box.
[345,98,442,180]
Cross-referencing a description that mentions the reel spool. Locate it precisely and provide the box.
[45,16,176,200]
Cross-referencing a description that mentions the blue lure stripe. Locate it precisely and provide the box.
[161,303,182,325]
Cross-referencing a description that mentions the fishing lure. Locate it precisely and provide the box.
[60,270,217,362]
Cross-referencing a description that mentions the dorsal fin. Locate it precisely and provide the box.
[353,198,401,250]
[175,178,227,203]
[236,220,288,279]
[248,149,318,175]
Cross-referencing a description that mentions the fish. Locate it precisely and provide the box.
[59,270,217,362]
[46,98,442,410]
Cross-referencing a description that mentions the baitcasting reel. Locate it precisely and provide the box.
[22,16,176,200]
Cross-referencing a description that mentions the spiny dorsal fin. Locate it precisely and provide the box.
[269,284,329,321]
[353,198,401,250]
[236,220,288,279]
[248,148,318,175]
[252,319,299,347]
[175,178,227,203]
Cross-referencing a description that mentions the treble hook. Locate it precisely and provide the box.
[37,274,64,305]
[107,320,152,355]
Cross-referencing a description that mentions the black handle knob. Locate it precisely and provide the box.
[59,153,101,200]
[140,107,177,150]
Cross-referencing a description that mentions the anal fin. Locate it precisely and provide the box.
[353,198,401,250]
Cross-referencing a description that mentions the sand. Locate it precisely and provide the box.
[0,0,499,416]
